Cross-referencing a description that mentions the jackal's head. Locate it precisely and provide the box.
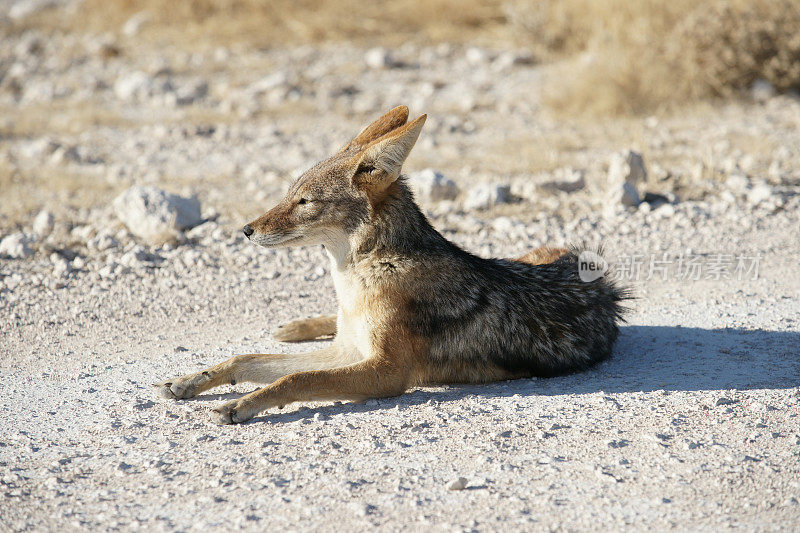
[243,106,426,255]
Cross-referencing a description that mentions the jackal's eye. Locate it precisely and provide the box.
[297,198,309,205]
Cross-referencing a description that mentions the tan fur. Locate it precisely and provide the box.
[516,246,569,265]
[272,315,337,342]
[156,107,626,424]
[346,105,409,150]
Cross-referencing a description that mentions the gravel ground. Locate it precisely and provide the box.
[2,197,799,531]
[2,5,800,531]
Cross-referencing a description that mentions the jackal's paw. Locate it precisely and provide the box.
[210,400,253,425]
[154,372,210,400]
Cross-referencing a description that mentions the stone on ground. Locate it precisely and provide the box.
[113,186,202,245]
[406,169,459,202]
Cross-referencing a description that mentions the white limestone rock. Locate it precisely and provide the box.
[113,186,202,245]
[406,169,459,203]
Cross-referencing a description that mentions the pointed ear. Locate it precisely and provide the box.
[345,105,409,150]
[351,114,426,194]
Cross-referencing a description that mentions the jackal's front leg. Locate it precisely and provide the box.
[155,345,356,400]
[211,357,413,424]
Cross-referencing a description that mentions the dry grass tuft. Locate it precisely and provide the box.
[56,0,508,48]
[507,0,800,114]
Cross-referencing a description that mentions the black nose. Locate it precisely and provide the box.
[242,225,254,238]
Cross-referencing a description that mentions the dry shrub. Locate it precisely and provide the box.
[670,0,800,97]
[507,0,800,114]
[504,0,693,58]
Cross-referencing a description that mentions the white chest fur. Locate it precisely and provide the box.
[327,250,374,358]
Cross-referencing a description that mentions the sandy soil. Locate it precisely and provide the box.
[2,3,800,531]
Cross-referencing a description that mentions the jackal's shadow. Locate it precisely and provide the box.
[244,325,800,424]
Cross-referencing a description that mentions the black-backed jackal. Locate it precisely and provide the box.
[156,106,628,424]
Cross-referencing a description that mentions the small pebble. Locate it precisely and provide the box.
[447,477,468,491]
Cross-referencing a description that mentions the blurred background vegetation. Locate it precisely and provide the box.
[24,0,800,115]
